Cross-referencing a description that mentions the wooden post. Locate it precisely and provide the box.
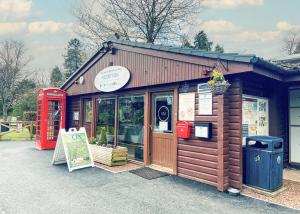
[172,86,179,174]
[30,122,33,140]
[217,95,229,191]
[114,96,118,148]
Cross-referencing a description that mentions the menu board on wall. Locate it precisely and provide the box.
[242,95,269,142]
[179,93,195,121]
[198,92,213,115]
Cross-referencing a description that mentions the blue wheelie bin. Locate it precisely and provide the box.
[243,136,283,191]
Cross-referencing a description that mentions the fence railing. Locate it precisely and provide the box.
[0,121,35,141]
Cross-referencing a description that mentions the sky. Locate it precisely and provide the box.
[0,0,300,76]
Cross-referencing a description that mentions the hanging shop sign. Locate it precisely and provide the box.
[52,127,94,172]
[179,93,195,121]
[94,66,130,92]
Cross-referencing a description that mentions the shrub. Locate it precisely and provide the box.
[23,111,36,121]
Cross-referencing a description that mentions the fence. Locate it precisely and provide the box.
[0,121,35,141]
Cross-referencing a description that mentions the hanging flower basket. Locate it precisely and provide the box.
[207,69,231,95]
[208,81,231,95]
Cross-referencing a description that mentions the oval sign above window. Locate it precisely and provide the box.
[94,66,130,92]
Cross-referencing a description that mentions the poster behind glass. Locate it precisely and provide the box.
[242,95,269,143]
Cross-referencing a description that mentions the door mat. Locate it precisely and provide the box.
[129,167,169,180]
[95,162,142,174]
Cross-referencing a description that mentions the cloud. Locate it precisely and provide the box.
[0,22,27,34]
[0,21,74,35]
[276,21,300,32]
[201,20,239,33]
[0,0,32,21]
[202,0,264,8]
[28,21,74,34]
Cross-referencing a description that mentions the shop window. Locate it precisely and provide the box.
[96,97,115,145]
[118,95,144,161]
[84,99,92,123]
[242,95,269,144]
[154,95,173,133]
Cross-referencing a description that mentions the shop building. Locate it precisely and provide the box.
[60,38,300,191]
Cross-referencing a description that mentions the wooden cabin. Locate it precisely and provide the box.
[60,38,300,191]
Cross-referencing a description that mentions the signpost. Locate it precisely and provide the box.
[52,127,94,172]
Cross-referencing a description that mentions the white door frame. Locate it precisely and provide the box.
[289,87,300,165]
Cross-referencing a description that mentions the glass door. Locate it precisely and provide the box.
[118,95,144,161]
[150,92,175,170]
[96,97,116,146]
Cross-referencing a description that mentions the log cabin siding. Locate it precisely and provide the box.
[66,47,252,96]
[177,83,219,187]
[177,78,244,190]
[66,96,81,130]
[224,78,243,189]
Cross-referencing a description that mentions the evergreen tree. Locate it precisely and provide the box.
[50,66,63,87]
[63,38,85,79]
[214,44,224,53]
[193,31,213,51]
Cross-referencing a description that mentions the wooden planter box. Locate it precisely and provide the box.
[90,144,128,166]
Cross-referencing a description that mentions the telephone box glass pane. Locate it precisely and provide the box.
[47,100,62,141]
[154,95,173,133]
[96,97,115,145]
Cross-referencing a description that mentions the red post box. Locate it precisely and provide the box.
[35,88,66,150]
[176,121,193,139]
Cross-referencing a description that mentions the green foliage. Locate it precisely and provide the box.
[89,136,97,144]
[97,127,107,146]
[11,80,37,119]
[193,31,213,51]
[12,92,37,118]
[64,38,85,79]
[214,44,224,53]
[23,111,36,121]
[50,66,63,87]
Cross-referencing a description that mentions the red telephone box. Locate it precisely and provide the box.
[35,88,66,150]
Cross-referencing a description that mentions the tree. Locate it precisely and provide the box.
[50,66,63,87]
[0,40,31,120]
[214,44,224,53]
[193,31,213,51]
[181,35,193,48]
[74,0,202,47]
[294,42,300,54]
[282,31,300,55]
[64,38,85,79]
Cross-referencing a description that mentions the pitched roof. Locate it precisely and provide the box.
[61,38,297,90]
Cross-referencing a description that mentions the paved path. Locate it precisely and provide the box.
[0,141,298,214]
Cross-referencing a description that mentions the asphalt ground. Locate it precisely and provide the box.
[0,141,298,214]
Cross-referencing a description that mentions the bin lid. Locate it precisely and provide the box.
[246,136,283,143]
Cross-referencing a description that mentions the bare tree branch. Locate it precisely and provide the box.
[0,40,31,120]
[73,0,203,48]
[282,30,300,55]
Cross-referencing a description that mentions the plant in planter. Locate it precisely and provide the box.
[90,127,128,166]
[207,69,231,95]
